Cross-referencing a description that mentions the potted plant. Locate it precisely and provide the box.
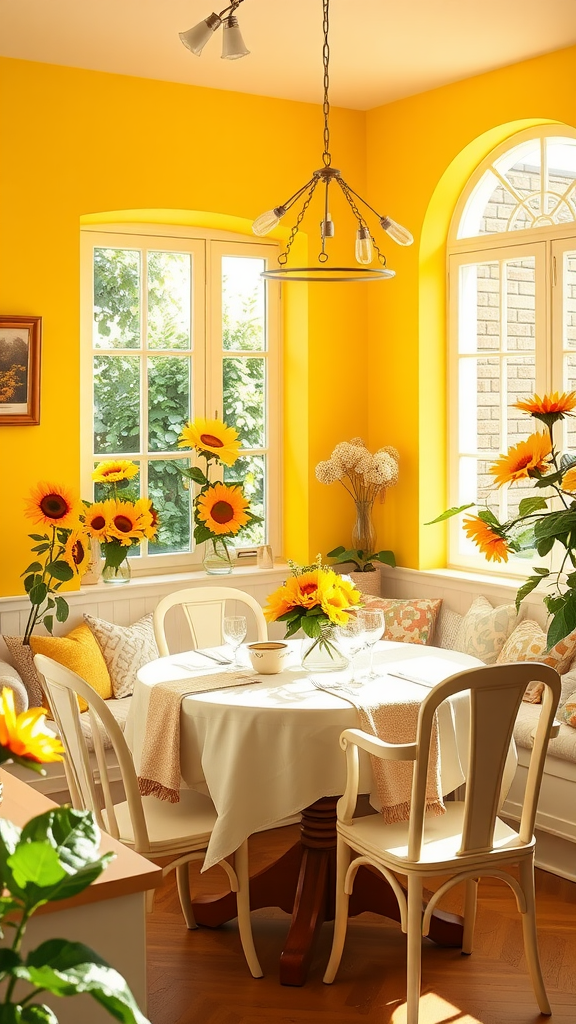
[327,546,396,597]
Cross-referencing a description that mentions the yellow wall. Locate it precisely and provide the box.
[365,44,576,568]
[0,57,368,595]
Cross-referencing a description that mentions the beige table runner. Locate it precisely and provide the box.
[317,683,444,824]
[137,672,259,803]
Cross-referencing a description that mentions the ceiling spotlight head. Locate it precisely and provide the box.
[221,15,250,60]
[179,12,222,56]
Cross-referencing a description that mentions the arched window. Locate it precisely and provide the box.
[448,127,576,572]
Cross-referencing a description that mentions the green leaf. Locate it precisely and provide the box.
[45,561,74,583]
[477,508,500,527]
[284,619,302,639]
[0,948,22,978]
[536,535,556,557]
[29,582,48,606]
[24,574,39,594]
[514,575,544,612]
[518,496,549,517]
[425,503,474,525]
[101,542,129,570]
[327,546,346,557]
[43,615,54,635]
[31,543,50,554]
[22,942,150,1024]
[29,534,48,542]
[21,808,101,871]
[546,592,576,648]
[193,524,213,545]
[21,562,43,576]
[276,609,301,623]
[19,1006,59,1024]
[54,597,69,623]
[188,466,208,486]
[374,550,396,567]
[301,615,321,639]
[532,567,550,576]
[8,843,66,890]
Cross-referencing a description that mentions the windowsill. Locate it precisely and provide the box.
[381,564,526,591]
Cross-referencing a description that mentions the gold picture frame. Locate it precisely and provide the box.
[0,315,41,426]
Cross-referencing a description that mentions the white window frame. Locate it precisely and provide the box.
[80,224,282,574]
[448,126,576,575]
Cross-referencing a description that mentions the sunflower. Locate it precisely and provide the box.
[108,500,145,545]
[178,417,241,466]
[562,468,576,492]
[515,391,576,425]
[263,585,294,622]
[24,482,78,529]
[92,460,139,485]
[489,433,552,487]
[82,500,113,541]
[196,482,250,535]
[134,498,160,540]
[463,516,510,563]
[63,530,92,577]
[0,688,64,764]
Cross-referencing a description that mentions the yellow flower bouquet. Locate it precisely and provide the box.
[263,557,362,666]
[0,687,64,775]
[177,416,262,572]
[430,391,576,647]
[84,460,159,583]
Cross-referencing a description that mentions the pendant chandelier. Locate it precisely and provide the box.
[180,1,250,60]
[253,0,413,282]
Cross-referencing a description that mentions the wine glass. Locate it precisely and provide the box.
[358,609,384,680]
[336,617,367,684]
[222,615,247,669]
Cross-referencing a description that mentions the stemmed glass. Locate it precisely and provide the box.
[222,615,247,669]
[336,617,367,684]
[358,609,384,680]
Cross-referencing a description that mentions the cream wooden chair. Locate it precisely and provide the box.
[34,653,263,979]
[153,586,268,656]
[323,662,561,1024]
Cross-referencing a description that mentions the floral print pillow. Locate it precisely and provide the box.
[454,596,517,665]
[560,693,576,728]
[497,619,576,675]
[363,598,442,645]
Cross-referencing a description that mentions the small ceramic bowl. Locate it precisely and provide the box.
[247,641,289,674]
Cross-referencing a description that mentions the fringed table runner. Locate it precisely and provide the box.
[316,682,445,824]
[137,671,259,803]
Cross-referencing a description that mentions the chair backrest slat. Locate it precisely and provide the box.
[154,586,268,656]
[407,662,561,862]
[34,654,151,854]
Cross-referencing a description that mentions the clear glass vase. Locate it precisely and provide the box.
[203,538,234,575]
[301,625,349,673]
[352,499,376,553]
[102,558,131,585]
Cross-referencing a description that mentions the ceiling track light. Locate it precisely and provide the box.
[180,0,249,59]
[253,0,413,283]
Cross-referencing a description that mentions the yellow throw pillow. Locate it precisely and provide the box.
[30,623,113,712]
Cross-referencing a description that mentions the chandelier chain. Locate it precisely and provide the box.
[322,0,331,167]
[278,178,320,265]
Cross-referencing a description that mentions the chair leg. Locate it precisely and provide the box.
[145,889,156,914]
[323,838,352,984]
[406,875,423,1024]
[176,863,197,930]
[234,840,263,978]
[462,877,479,955]
[519,858,551,1015]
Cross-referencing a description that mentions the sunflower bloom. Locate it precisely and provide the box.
[515,391,576,421]
[196,482,250,535]
[562,468,576,492]
[24,482,78,529]
[134,498,159,540]
[92,460,139,484]
[82,500,113,540]
[0,688,64,764]
[489,432,552,487]
[263,585,294,622]
[463,516,510,563]
[178,417,241,466]
[108,500,145,545]
[63,530,92,577]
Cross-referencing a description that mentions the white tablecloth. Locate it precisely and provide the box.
[126,640,486,871]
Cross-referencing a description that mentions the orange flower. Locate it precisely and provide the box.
[463,516,510,563]
[24,482,78,529]
[562,468,576,492]
[263,586,293,622]
[0,688,64,764]
[515,391,576,417]
[489,433,552,487]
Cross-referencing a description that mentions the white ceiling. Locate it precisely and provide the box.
[1,0,575,110]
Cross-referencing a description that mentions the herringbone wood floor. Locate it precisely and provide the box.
[147,823,576,1024]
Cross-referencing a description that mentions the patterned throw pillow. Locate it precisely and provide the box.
[436,609,464,651]
[3,637,44,707]
[84,613,159,699]
[30,624,113,712]
[363,597,442,645]
[560,693,576,728]
[496,619,576,703]
[454,596,518,665]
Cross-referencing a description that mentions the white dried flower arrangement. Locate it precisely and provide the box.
[315,438,399,501]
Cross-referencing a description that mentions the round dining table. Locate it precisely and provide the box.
[127,639,487,985]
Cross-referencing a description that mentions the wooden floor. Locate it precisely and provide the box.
[147,823,576,1024]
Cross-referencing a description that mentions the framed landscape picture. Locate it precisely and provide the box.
[0,315,41,425]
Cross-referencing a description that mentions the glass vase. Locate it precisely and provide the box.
[102,558,131,585]
[352,499,376,553]
[301,625,349,674]
[203,538,234,575]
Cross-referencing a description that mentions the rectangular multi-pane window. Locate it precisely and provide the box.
[81,228,280,570]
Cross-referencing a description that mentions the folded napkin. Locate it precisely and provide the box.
[317,681,445,824]
[137,671,257,803]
